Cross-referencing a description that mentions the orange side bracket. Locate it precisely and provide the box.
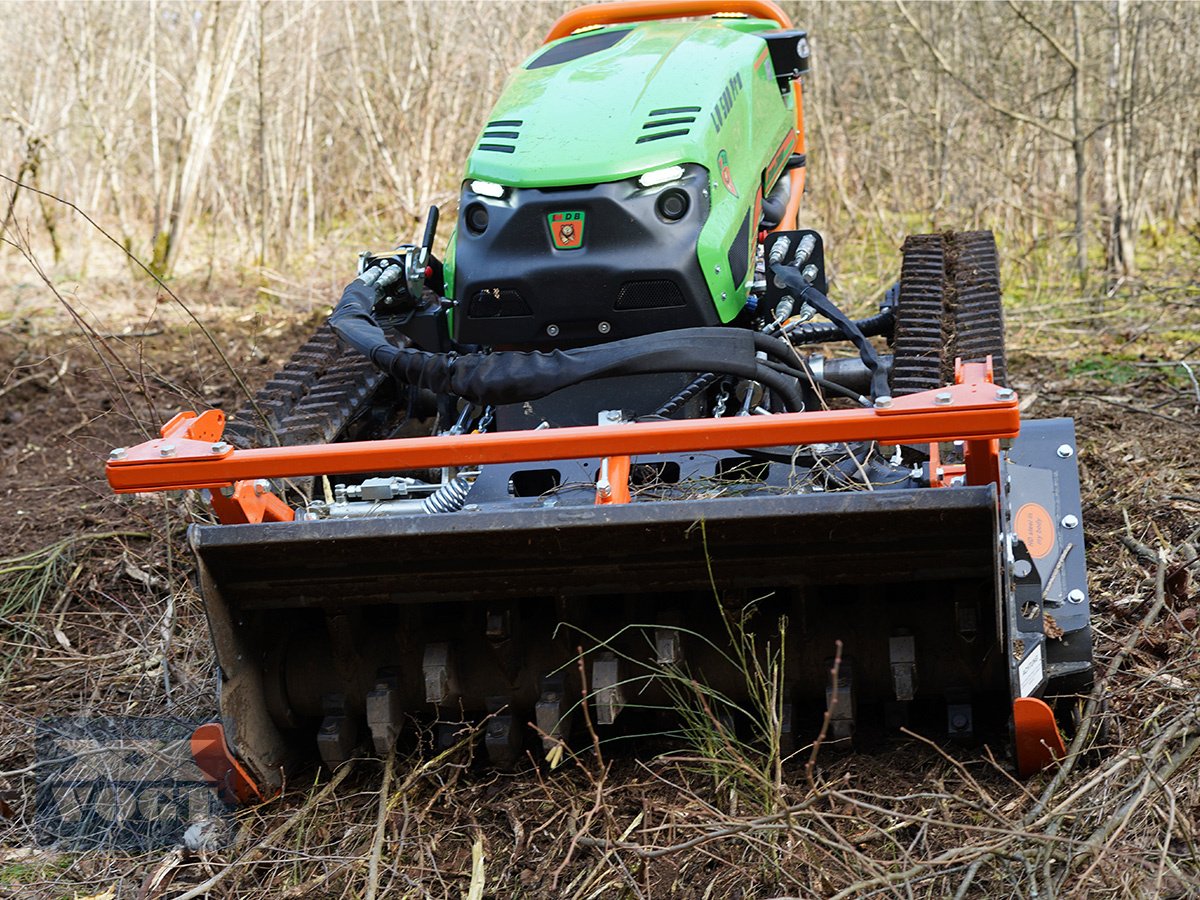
[207,479,295,525]
[956,358,1005,487]
[191,722,266,807]
[1013,697,1066,777]
[596,455,632,505]
[160,408,226,443]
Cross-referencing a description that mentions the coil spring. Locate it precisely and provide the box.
[422,475,472,514]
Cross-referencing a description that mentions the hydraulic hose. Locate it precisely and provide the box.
[330,279,806,412]
[758,358,870,406]
[782,283,898,344]
[784,308,894,344]
[769,265,892,402]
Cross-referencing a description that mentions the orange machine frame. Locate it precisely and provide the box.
[107,363,1015,497]
[543,0,805,228]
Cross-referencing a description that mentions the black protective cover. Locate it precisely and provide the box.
[453,165,713,346]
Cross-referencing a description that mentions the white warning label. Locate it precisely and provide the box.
[1018,642,1045,697]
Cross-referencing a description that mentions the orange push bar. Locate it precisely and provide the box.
[107,368,1017,495]
[544,0,791,43]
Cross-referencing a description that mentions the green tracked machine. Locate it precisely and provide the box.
[107,0,1094,799]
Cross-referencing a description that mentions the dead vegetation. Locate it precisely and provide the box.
[0,256,1194,897]
[0,1,1199,897]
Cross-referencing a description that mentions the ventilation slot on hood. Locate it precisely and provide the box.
[637,107,699,144]
[527,28,633,69]
[479,120,522,154]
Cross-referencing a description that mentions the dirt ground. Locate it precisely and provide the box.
[0,270,1198,899]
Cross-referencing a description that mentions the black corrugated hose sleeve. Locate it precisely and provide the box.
[329,277,410,368]
[769,265,892,401]
[330,278,805,410]
[653,372,720,417]
[785,310,894,344]
[783,285,897,344]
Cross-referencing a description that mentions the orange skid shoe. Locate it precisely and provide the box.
[1013,697,1067,777]
[191,722,268,807]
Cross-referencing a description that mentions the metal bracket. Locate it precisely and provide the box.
[595,410,631,505]
[208,479,294,525]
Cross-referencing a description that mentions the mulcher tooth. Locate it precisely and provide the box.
[484,696,522,769]
[316,694,358,769]
[423,643,459,707]
[826,659,856,742]
[592,653,624,726]
[535,674,572,752]
[654,627,683,666]
[889,633,917,702]
[366,673,402,756]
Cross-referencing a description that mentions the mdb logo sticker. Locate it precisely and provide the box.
[548,211,586,249]
[717,150,738,197]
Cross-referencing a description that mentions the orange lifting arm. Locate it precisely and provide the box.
[544,0,792,42]
[107,367,1017,496]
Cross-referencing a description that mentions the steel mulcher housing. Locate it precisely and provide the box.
[108,364,1091,791]
[105,0,1093,799]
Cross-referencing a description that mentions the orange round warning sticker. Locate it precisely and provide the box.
[1014,503,1056,559]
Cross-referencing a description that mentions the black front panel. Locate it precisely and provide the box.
[453,165,713,347]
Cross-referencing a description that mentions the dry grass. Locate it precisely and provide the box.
[1,33,1199,888]
[0,249,1195,898]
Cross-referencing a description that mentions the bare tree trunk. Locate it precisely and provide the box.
[1070,2,1088,293]
[256,0,268,268]
[149,0,166,271]
[162,1,251,275]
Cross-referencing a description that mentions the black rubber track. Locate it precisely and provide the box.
[223,322,392,448]
[890,230,1008,395]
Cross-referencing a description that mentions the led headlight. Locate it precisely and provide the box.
[637,165,685,188]
[469,180,507,199]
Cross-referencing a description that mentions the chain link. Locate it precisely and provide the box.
[476,406,495,433]
[713,384,730,418]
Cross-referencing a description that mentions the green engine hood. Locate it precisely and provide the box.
[464,17,789,189]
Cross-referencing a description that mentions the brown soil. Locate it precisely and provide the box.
[0,285,1198,899]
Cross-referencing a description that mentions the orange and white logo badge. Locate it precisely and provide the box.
[1014,503,1056,559]
[548,211,586,250]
